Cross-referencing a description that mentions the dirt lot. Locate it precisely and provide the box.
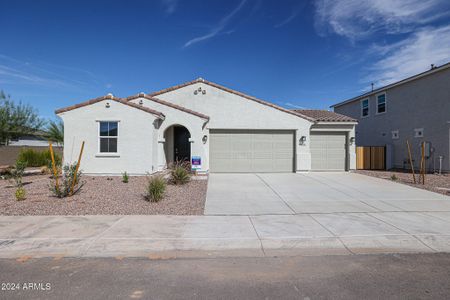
[0,174,207,216]
[355,170,450,195]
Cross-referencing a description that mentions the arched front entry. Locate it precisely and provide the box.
[163,125,191,165]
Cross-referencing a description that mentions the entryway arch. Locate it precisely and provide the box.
[163,124,191,166]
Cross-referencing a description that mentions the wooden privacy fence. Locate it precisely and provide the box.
[356,146,386,170]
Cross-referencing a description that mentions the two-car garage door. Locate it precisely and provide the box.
[209,129,294,172]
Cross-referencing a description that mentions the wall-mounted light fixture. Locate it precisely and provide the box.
[139,99,143,105]
[202,135,208,144]
[105,102,110,108]
[299,136,306,146]
[350,137,355,145]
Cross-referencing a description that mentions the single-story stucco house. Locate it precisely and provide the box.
[55,78,357,175]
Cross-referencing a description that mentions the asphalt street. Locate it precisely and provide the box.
[1,253,450,299]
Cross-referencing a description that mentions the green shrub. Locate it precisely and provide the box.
[17,148,61,168]
[9,160,27,187]
[145,176,166,202]
[49,162,85,198]
[170,161,191,185]
[390,174,398,181]
[122,171,129,183]
[15,186,26,201]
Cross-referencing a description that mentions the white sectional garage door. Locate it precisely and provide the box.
[310,132,347,171]
[209,130,294,173]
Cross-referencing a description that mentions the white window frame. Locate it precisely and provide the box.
[414,128,424,138]
[97,121,120,156]
[361,98,369,118]
[376,92,387,115]
[391,130,399,140]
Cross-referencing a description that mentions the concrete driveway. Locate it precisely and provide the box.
[205,173,450,215]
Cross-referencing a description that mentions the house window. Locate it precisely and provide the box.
[377,93,386,114]
[391,130,399,139]
[99,121,118,153]
[414,128,424,138]
[361,99,369,117]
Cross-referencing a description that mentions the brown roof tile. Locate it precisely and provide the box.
[291,110,357,122]
[55,95,165,118]
[126,94,210,120]
[149,78,316,122]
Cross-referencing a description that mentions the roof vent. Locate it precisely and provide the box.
[197,77,204,82]
[107,93,113,98]
[139,92,145,97]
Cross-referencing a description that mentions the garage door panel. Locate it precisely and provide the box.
[311,132,347,171]
[210,130,294,173]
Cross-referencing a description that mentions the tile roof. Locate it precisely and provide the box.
[126,93,210,120]
[149,78,317,122]
[291,110,357,122]
[55,95,165,118]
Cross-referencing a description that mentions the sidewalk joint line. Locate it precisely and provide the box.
[366,213,437,252]
[247,216,266,256]
[255,174,296,214]
[308,214,355,255]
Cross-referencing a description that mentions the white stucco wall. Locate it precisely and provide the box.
[128,97,208,172]
[153,83,314,171]
[58,100,159,175]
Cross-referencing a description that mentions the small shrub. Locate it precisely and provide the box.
[145,176,166,202]
[122,171,129,183]
[15,186,26,201]
[49,162,85,198]
[390,174,398,181]
[9,160,27,187]
[17,148,61,168]
[170,161,191,185]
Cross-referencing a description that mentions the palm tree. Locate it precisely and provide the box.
[46,120,64,146]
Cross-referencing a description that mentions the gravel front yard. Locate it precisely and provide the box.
[0,174,207,215]
[355,170,450,195]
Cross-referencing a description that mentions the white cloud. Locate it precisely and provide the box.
[314,0,449,40]
[161,0,177,14]
[364,25,450,86]
[183,0,247,48]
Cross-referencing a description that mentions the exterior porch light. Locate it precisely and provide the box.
[202,135,208,144]
[299,136,306,145]
[350,137,355,145]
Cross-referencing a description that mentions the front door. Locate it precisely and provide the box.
[174,126,191,162]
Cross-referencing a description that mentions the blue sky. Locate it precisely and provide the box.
[1,0,449,120]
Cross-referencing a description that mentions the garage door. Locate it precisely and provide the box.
[209,130,294,173]
[310,132,347,171]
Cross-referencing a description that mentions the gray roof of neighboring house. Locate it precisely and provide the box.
[291,110,357,123]
[331,61,450,108]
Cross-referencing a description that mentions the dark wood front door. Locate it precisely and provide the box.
[174,126,191,162]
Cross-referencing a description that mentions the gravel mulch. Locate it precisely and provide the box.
[354,170,450,196]
[0,174,207,216]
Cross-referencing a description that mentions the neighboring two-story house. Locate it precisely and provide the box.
[332,62,450,173]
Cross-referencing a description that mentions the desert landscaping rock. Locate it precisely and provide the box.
[0,175,207,215]
[355,170,450,196]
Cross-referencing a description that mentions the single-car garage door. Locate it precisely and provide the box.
[209,129,294,173]
[310,132,347,171]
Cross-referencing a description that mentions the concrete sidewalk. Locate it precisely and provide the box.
[1,212,450,258]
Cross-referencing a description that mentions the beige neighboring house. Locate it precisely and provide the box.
[56,79,357,175]
[332,62,450,172]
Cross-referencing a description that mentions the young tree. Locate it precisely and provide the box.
[0,90,45,145]
[46,119,64,146]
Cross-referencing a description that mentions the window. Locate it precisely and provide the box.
[99,121,118,153]
[361,99,369,117]
[391,130,399,139]
[414,128,424,138]
[377,93,386,114]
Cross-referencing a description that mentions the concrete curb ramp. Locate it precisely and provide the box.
[1,212,450,259]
